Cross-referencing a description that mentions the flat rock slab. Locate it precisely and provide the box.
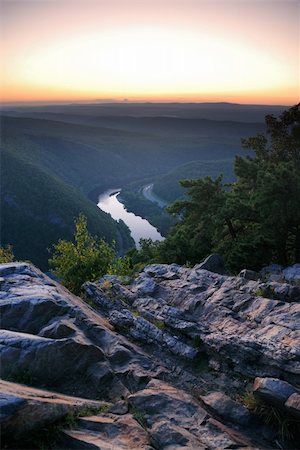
[60,414,151,450]
[200,391,252,425]
[0,380,108,440]
[0,263,166,400]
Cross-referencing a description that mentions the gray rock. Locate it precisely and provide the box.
[83,281,129,311]
[260,263,300,285]
[260,264,283,280]
[59,414,151,450]
[283,264,300,283]
[0,392,26,423]
[194,254,227,275]
[1,261,299,449]
[253,377,299,407]
[108,400,128,415]
[200,391,252,426]
[133,275,157,296]
[84,261,300,386]
[128,380,254,449]
[238,269,260,281]
[0,263,167,401]
[0,380,107,441]
[284,393,300,418]
[109,309,198,360]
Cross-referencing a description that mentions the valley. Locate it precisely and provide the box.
[1,102,287,269]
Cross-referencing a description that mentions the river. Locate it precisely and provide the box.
[97,189,164,247]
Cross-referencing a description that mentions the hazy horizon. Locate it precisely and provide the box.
[0,99,293,108]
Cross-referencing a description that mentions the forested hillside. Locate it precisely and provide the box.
[1,134,134,269]
[0,103,286,269]
[153,159,235,203]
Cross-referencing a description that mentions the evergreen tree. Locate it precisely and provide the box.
[154,104,300,271]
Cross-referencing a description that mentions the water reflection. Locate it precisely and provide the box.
[98,189,164,247]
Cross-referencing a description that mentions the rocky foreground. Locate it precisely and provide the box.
[0,260,300,449]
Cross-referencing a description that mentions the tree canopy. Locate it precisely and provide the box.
[142,104,300,272]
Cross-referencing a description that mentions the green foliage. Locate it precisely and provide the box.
[1,137,133,270]
[108,255,133,276]
[242,392,300,443]
[142,104,300,272]
[0,245,14,263]
[4,403,111,450]
[161,175,226,265]
[153,159,235,203]
[130,406,146,428]
[126,238,163,269]
[49,214,131,294]
[152,318,165,329]
[217,104,300,269]
[241,391,259,410]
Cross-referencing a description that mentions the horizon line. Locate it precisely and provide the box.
[1,99,292,108]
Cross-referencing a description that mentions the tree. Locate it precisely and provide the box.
[49,214,117,294]
[223,103,300,268]
[152,104,300,271]
[160,176,226,265]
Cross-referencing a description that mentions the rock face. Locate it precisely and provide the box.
[84,263,300,386]
[260,263,300,284]
[253,377,300,420]
[0,380,107,440]
[1,261,300,449]
[0,263,165,402]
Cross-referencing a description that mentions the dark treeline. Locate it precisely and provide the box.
[129,104,300,272]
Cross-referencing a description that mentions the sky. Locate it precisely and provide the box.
[1,0,299,105]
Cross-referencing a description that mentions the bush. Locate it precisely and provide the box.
[0,245,14,263]
[49,214,130,294]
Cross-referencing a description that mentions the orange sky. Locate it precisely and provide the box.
[1,0,299,105]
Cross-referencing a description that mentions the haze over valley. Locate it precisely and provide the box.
[1,101,288,268]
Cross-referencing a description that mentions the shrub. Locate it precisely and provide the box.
[0,245,14,263]
[49,214,130,294]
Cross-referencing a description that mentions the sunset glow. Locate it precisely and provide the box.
[1,0,299,105]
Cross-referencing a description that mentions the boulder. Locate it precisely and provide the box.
[133,275,157,296]
[200,391,252,425]
[282,264,300,284]
[194,253,227,275]
[260,264,283,281]
[238,269,260,281]
[253,377,299,407]
[260,263,300,285]
[104,263,300,386]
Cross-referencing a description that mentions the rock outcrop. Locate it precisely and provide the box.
[0,380,108,440]
[1,261,300,449]
[84,263,300,386]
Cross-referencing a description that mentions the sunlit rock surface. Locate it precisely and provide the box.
[1,262,300,449]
